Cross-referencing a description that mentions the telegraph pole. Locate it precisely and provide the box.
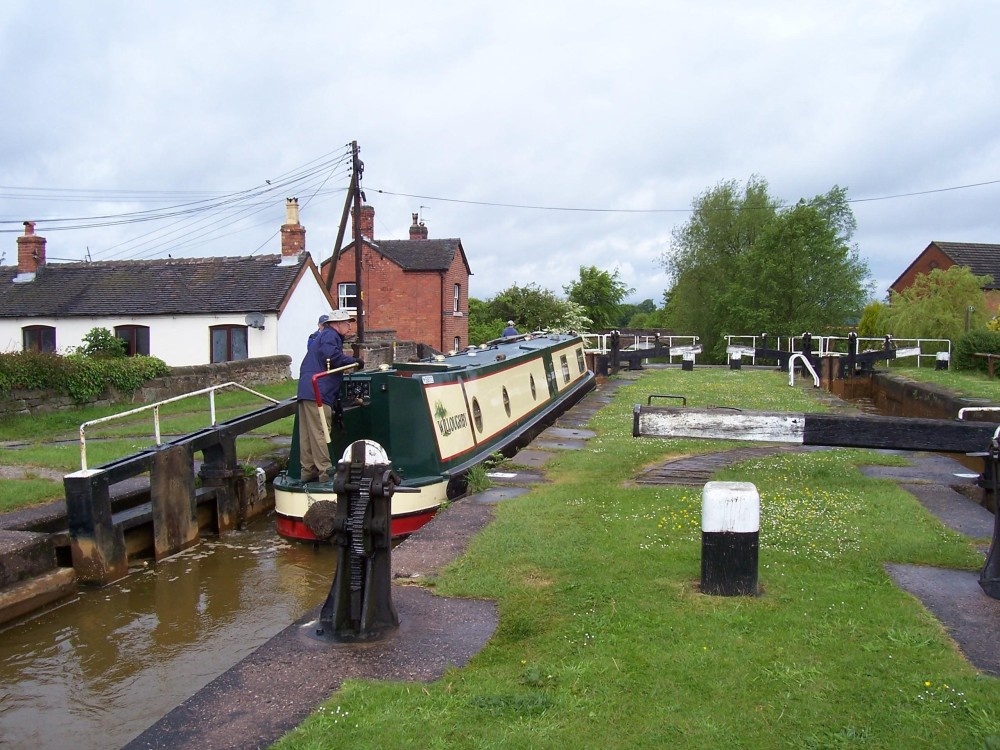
[351,141,365,343]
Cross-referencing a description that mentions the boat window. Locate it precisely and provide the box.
[502,387,511,417]
[530,374,537,400]
[472,398,483,432]
[560,355,571,384]
[576,347,585,373]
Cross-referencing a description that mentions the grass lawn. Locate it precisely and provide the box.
[890,366,1000,403]
[0,380,297,511]
[273,368,1000,750]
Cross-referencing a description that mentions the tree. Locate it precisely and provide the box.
[721,192,871,340]
[467,297,504,346]
[660,178,872,359]
[882,266,990,341]
[563,266,634,329]
[467,284,589,344]
[78,327,127,358]
[618,299,657,327]
[660,176,778,356]
[857,300,888,338]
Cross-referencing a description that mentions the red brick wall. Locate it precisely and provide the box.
[890,244,954,295]
[330,245,469,352]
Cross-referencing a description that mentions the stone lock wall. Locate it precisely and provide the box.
[0,356,293,418]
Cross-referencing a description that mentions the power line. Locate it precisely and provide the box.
[371,177,1000,214]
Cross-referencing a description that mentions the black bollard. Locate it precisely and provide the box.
[701,481,760,596]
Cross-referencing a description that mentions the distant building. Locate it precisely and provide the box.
[322,206,472,353]
[0,199,336,367]
[889,241,1000,315]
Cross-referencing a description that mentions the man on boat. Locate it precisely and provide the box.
[502,320,519,336]
[295,310,363,483]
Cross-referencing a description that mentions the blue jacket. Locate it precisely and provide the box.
[296,327,358,405]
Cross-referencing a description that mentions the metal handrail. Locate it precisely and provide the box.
[78,381,279,472]
[787,353,819,388]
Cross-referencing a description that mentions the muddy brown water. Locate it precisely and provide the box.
[0,515,336,749]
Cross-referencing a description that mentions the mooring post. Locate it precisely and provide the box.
[701,481,760,596]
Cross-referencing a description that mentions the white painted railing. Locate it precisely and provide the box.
[582,333,700,364]
[77,381,279,472]
[725,334,952,368]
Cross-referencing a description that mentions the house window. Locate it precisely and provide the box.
[454,336,461,352]
[115,325,150,356]
[338,282,358,310]
[22,325,56,353]
[453,283,461,313]
[210,325,248,363]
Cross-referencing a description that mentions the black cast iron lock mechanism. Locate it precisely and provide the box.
[305,439,403,642]
[978,429,1000,599]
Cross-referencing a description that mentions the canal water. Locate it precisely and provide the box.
[0,514,337,749]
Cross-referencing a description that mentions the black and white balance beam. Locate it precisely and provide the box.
[633,406,1000,455]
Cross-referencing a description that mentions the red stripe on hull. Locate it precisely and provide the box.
[275,509,439,543]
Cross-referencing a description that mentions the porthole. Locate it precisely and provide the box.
[502,386,511,417]
[472,398,483,433]
[576,347,585,373]
[560,354,571,384]
[529,374,537,400]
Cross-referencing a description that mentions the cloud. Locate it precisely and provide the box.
[2,0,999,307]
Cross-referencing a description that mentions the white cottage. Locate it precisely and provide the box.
[0,200,335,369]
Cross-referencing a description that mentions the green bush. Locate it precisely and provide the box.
[953,330,1000,373]
[78,327,127,358]
[0,351,170,402]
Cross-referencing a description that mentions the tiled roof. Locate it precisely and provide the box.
[338,238,472,274]
[933,242,1000,289]
[0,254,307,318]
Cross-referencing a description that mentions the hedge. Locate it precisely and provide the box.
[0,351,171,403]
[953,330,1000,374]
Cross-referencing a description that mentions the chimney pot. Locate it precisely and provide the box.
[15,221,46,279]
[280,199,306,260]
[353,204,375,241]
[409,213,429,241]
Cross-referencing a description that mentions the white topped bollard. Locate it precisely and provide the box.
[701,481,760,596]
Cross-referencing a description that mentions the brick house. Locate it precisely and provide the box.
[0,199,336,367]
[322,206,472,352]
[889,241,1000,315]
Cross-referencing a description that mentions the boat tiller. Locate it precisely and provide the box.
[307,439,400,642]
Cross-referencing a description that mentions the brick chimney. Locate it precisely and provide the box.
[14,221,46,283]
[353,204,375,241]
[280,197,306,264]
[409,212,429,240]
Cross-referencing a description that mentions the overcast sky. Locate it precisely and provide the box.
[2,1,998,307]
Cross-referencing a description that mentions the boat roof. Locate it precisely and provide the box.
[393,331,582,373]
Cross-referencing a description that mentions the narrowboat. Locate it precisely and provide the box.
[273,331,595,541]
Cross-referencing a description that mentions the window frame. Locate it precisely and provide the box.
[22,325,56,353]
[114,324,150,356]
[338,282,358,311]
[209,324,249,363]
